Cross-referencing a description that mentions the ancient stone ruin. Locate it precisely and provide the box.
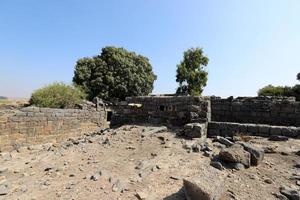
[0,95,299,200]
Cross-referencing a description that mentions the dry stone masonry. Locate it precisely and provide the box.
[111,95,211,126]
[211,96,300,126]
[0,103,107,151]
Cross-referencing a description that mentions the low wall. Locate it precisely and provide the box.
[0,106,107,151]
[208,122,300,138]
[111,95,211,126]
[211,96,300,127]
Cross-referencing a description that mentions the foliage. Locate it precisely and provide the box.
[29,82,86,108]
[258,85,286,96]
[176,48,209,96]
[258,73,300,101]
[73,46,157,101]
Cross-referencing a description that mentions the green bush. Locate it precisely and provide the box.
[258,85,286,96]
[29,82,86,108]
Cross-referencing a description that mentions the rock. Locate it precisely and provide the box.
[269,135,289,141]
[273,193,289,200]
[290,176,300,181]
[136,191,148,200]
[0,168,8,175]
[296,151,300,156]
[230,163,245,170]
[294,162,300,168]
[264,145,278,153]
[0,184,9,196]
[280,187,300,200]
[0,176,7,185]
[183,167,227,200]
[264,178,273,184]
[210,161,224,170]
[183,123,207,139]
[170,176,181,180]
[215,136,234,147]
[90,171,101,181]
[238,142,264,166]
[219,144,251,168]
[296,181,300,186]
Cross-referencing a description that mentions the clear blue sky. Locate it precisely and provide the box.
[0,0,299,98]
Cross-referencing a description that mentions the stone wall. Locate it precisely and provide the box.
[0,105,107,151]
[211,96,300,127]
[208,121,300,138]
[111,95,211,126]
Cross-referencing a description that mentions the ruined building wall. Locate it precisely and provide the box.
[111,96,211,126]
[0,105,107,151]
[211,96,300,127]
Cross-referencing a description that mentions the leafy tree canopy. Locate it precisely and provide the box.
[297,72,300,81]
[176,48,209,96]
[73,46,157,101]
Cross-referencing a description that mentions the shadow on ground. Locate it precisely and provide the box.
[163,187,186,200]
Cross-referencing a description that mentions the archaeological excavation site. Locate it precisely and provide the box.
[0,95,299,200]
[1,2,300,199]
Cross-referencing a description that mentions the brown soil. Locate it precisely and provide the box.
[0,125,299,200]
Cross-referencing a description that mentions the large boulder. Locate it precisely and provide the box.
[238,142,264,166]
[183,166,227,200]
[183,123,207,139]
[219,144,251,168]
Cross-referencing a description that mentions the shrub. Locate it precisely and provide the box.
[30,82,86,108]
[258,85,286,96]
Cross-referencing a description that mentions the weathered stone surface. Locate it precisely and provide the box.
[215,136,233,147]
[269,135,289,141]
[219,144,251,168]
[183,123,207,139]
[280,187,300,200]
[183,167,227,200]
[238,142,264,166]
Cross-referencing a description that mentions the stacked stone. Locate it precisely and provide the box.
[208,122,300,138]
[211,96,300,127]
[0,105,106,151]
[111,95,211,126]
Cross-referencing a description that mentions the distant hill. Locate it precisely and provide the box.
[0,96,8,100]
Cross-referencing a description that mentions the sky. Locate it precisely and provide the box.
[0,0,299,98]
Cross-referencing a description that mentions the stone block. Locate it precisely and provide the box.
[184,123,207,139]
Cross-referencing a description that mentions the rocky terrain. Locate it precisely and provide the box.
[0,125,299,200]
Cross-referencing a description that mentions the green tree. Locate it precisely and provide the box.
[30,82,86,108]
[73,46,157,101]
[176,48,209,95]
[297,72,300,81]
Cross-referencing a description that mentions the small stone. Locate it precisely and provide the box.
[0,184,9,196]
[210,161,224,171]
[296,181,300,186]
[264,178,273,184]
[136,191,148,200]
[231,163,245,170]
[90,172,101,181]
[272,193,288,200]
[269,135,289,141]
[170,176,181,180]
[294,162,300,168]
[215,136,234,147]
[280,188,300,200]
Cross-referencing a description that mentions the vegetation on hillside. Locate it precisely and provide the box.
[176,48,209,96]
[29,82,86,108]
[258,73,300,101]
[73,46,157,101]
